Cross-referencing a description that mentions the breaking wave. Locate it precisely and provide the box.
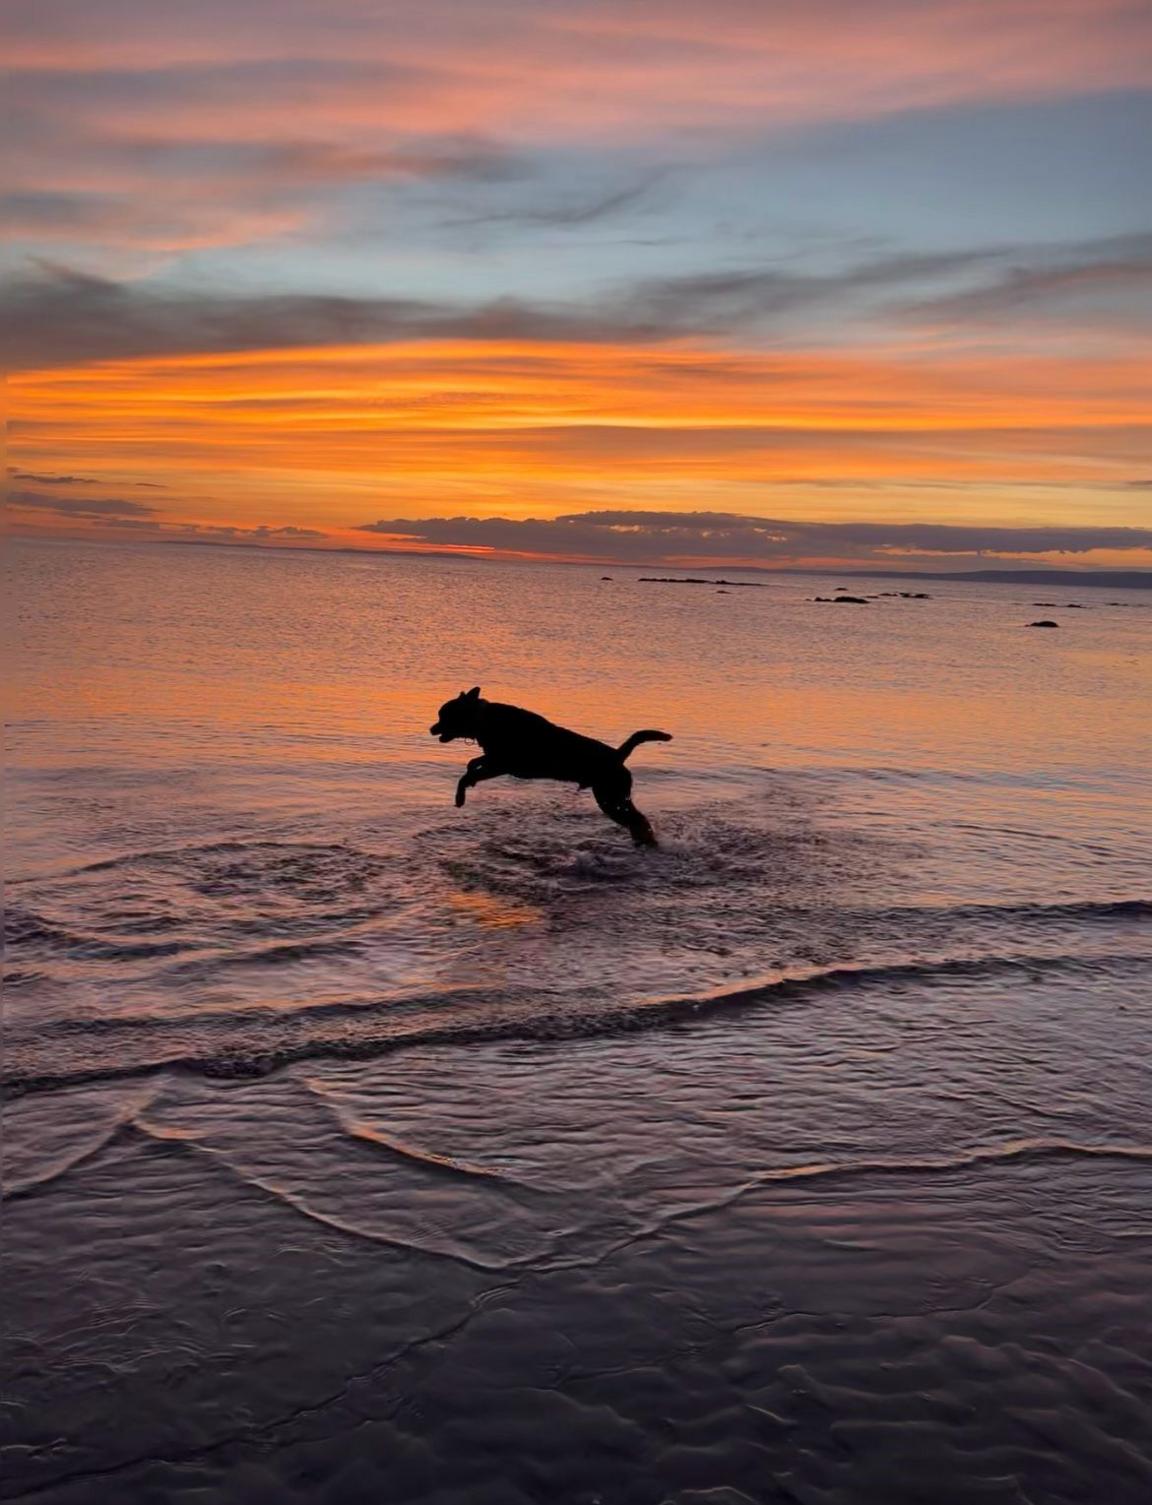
[6,947,1150,1096]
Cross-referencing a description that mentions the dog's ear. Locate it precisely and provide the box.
[465,686,481,700]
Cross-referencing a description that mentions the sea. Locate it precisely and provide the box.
[4,537,1151,1504]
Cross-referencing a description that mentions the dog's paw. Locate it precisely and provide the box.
[454,789,467,808]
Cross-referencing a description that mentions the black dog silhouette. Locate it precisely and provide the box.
[430,687,671,846]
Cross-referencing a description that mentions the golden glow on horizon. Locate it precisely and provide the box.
[10,335,1149,567]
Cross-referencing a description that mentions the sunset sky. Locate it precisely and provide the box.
[5,0,1152,570]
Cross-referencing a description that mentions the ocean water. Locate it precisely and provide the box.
[4,539,1151,1504]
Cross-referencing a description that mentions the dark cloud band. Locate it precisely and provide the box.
[355,509,1152,564]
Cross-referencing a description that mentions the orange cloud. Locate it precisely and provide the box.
[10,338,1149,543]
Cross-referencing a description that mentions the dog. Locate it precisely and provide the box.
[430,687,671,846]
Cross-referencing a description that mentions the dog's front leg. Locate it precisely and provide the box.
[455,757,483,807]
[456,756,502,808]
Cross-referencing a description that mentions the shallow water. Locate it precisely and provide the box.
[4,539,1151,1502]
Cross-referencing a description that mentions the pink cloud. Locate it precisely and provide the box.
[5,0,1150,255]
[8,3,1151,129]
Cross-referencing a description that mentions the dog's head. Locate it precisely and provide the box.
[430,686,482,742]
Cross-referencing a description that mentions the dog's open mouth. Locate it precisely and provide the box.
[430,724,454,742]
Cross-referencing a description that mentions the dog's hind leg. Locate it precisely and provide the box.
[592,770,658,847]
[455,756,504,808]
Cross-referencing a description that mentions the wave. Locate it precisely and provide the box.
[6,947,1150,1097]
[7,888,1145,972]
[301,1078,541,1193]
[68,838,387,877]
[9,808,1146,981]
[12,1113,1150,1276]
[121,1116,516,1272]
[162,936,366,976]
[5,837,403,972]
[559,1138,1152,1272]
[865,897,1151,924]
[2,1083,159,1199]
[4,906,198,961]
[4,908,76,948]
[747,1137,1152,1188]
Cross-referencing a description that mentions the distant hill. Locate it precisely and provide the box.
[820,568,1152,590]
[157,539,1152,588]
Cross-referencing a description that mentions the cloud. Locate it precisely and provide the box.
[4,0,1148,267]
[0,185,311,256]
[9,467,166,486]
[9,229,1152,372]
[0,137,523,253]
[254,137,521,185]
[11,225,1152,375]
[9,490,159,517]
[0,263,670,370]
[10,329,1146,530]
[9,468,103,484]
[896,233,1152,326]
[617,234,1152,335]
[7,492,331,543]
[616,248,1001,328]
[8,2,1149,135]
[186,523,327,539]
[444,175,668,230]
[5,476,324,537]
[148,521,330,541]
[355,509,1152,565]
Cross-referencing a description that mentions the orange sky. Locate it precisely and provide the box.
[5,0,1151,571]
[11,336,1152,565]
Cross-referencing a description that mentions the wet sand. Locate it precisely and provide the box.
[6,957,1152,1504]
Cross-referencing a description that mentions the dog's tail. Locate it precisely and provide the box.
[617,729,673,762]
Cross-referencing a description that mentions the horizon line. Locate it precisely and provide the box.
[13,533,1152,588]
